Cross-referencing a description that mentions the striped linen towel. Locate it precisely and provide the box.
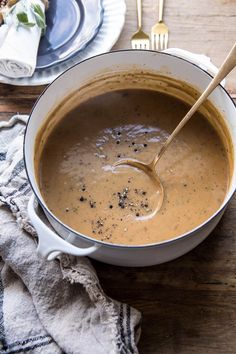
[0,115,141,354]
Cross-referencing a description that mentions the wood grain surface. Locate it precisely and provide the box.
[0,1,236,353]
[114,0,236,97]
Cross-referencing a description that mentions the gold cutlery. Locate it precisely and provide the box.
[131,0,150,50]
[151,0,169,51]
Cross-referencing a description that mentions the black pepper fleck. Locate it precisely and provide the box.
[89,201,96,208]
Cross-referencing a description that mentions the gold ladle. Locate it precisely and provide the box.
[114,42,236,212]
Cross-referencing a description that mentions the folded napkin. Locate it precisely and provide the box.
[0,115,141,354]
[0,0,45,78]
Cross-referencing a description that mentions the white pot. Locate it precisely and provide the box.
[24,50,236,267]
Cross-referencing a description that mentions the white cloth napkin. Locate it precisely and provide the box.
[0,0,44,78]
[0,115,141,354]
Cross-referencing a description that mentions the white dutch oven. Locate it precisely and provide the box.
[24,50,236,267]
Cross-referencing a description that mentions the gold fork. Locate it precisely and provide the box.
[131,0,150,50]
[151,0,169,51]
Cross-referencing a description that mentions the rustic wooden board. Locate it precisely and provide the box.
[0,0,236,353]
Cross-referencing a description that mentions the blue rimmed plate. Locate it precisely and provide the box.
[36,0,104,69]
[0,0,126,85]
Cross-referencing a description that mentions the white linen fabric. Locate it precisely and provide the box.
[0,115,141,354]
[0,0,44,78]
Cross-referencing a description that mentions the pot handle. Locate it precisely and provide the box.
[163,48,226,87]
[28,195,100,261]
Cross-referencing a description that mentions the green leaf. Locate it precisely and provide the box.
[16,11,29,23]
[16,11,35,28]
[22,22,35,27]
[34,12,45,29]
[32,4,45,20]
[31,3,46,34]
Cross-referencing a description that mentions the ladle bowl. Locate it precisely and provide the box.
[114,157,164,213]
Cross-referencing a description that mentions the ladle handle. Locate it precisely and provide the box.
[153,42,236,167]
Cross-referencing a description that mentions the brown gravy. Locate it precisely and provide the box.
[37,87,230,245]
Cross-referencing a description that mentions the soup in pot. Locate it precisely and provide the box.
[36,78,231,245]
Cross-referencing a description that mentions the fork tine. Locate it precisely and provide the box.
[164,33,168,50]
[155,34,160,51]
[151,33,156,50]
[159,34,164,51]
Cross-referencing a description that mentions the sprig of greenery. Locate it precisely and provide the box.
[17,11,35,27]
[8,1,46,34]
[31,3,46,34]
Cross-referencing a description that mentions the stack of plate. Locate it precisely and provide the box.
[0,0,126,86]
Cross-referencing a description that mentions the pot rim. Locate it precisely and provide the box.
[24,49,236,249]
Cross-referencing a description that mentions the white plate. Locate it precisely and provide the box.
[0,0,126,86]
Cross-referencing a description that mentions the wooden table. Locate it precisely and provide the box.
[1,1,236,353]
